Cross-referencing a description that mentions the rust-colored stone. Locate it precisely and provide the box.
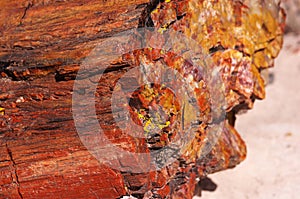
[0,0,285,198]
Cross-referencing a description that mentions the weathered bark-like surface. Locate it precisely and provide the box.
[0,0,285,198]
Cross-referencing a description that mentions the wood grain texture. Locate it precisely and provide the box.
[0,1,148,198]
[0,0,285,198]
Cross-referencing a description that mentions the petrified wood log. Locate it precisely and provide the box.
[0,0,285,198]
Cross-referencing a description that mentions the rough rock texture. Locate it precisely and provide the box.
[0,0,285,198]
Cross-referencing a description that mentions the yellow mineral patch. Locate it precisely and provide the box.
[0,107,5,115]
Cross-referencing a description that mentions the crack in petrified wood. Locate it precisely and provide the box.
[20,2,33,25]
[5,142,23,199]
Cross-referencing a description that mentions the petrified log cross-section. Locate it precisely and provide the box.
[0,0,285,198]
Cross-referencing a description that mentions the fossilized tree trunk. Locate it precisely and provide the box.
[0,0,285,198]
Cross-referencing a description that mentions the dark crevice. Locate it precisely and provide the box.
[31,125,62,131]
[6,143,23,199]
[131,193,144,199]
[48,117,73,123]
[226,110,236,127]
[230,95,255,115]
[0,61,18,81]
[54,72,75,82]
[0,61,59,81]
[103,63,132,74]
[176,14,186,20]
[162,13,187,30]
[20,2,33,25]
[209,44,225,54]
[254,47,265,53]
[138,0,162,27]
[55,63,132,82]
[164,19,177,29]
[0,61,10,70]
[194,177,217,197]
[0,160,10,163]
[12,45,35,50]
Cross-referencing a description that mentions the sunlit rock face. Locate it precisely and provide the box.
[122,0,285,198]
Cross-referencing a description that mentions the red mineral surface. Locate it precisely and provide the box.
[0,0,285,198]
